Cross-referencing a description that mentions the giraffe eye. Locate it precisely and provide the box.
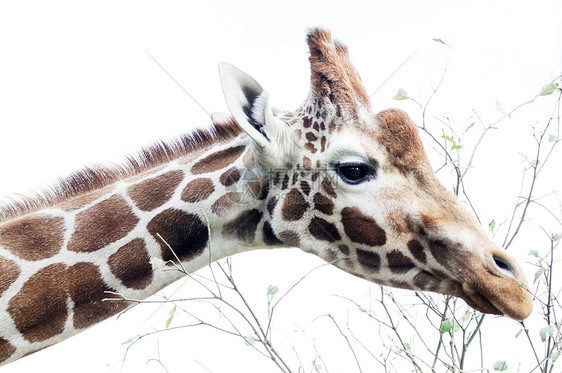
[334,162,376,185]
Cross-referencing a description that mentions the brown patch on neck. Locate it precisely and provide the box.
[8,264,68,342]
[128,170,184,211]
[0,215,65,261]
[67,195,139,253]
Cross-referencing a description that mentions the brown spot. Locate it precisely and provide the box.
[147,208,208,262]
[305,132,318,141]
[320,136,327,152]
[357,249,381,271]
[303,156,312,170]
[407,239,426,263]
[263,221,283,246]
[0,337,15,364]
[222,209,263,244]
[281,189,310,221]
[341,207,386,246]
[282,174,290,190]
[267,195,278,216]
[321,177,337,198]
[191,145,246,175]
[300,180,311,195]
[68,195,139,252]
[308,217,341,242]
[413,270,440,291]
[291,172,299,186]
[128,170,184,211]
[0,257,19,297]
[243,149,257,169]
[181,178,215,203]
[0,215,65,261]
[313,121,320,131]
[304,143,318,153]
[67,262,126,329]
[246,178,268,200]
[211,192,241,216]
[338,244,350,255]
[313,193,334,215]
[278,230,300,246]
[386,250,415,273]
[8,264,68,342]
[108,238,153,290]
[428,239,451,269]
[294,128,303,140]
[303,116,312,128]
[219,167,241,186]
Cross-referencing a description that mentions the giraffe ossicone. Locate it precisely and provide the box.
[0,27,533,366]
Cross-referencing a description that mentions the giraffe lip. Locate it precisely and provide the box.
[460,283,503,315]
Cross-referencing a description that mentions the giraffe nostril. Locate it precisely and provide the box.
[492,254,516,279]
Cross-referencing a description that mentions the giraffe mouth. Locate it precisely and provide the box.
[459,282,504,316]
[448,272,532,320]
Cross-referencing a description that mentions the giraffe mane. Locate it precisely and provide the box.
[0,119,242,223]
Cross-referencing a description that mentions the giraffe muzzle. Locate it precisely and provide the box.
[459,248,533,320]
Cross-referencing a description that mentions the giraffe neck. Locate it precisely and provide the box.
[0,128,270,364]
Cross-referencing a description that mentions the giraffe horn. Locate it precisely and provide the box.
[306,27,371,113]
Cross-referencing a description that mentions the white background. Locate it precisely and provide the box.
[0,1,561,372]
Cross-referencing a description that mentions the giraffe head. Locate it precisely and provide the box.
[219,28,533,320]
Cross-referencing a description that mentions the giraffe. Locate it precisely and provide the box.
[0,28,533,366]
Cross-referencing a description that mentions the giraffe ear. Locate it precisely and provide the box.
[218,63,292,162]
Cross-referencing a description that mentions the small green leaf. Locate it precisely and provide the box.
[553,233,561,241]
[493,360,508,371]
[440,318,453,333]
[122,337,134,345]
[245,335,256,346]
[359,307,367,313]
[165,305,176,329]
[267,285,279,296]
[540,325,556,342]
[549,134,561,142]
[451,144,463,150]
[552,350,560,363]
[489,219,496,233]
[515,329,523,338]
[530,159,540,167]
[464,122,475,133]
[442,135,455,143]
[534,268,547,283]
[432,38,447,45]
[540,82,558,96]
[393,88,409,100]
[528,249,538,257]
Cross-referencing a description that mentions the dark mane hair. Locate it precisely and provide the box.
[0,119,242,222]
